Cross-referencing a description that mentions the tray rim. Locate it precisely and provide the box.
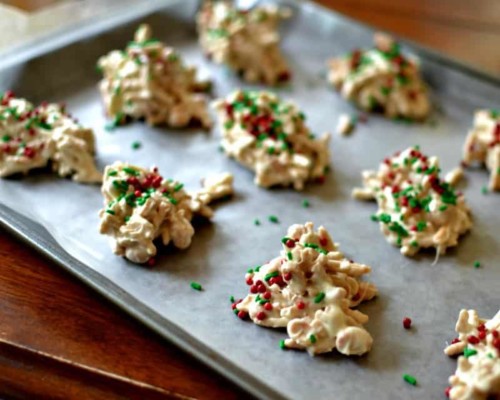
[0,1,499,399]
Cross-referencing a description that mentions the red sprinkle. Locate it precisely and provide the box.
[264,302,273,311]
[283,272,292,281]
[478,330,486,340]
[477,324,486,332]
[403,317,412,329]
[237,310,248,319]
[262,291,271,300]
[258,284,266,293]
[296,301,306,310]
[285,239,295,248]
[492,330,499,338]
[445,386,451,398]
[134,190,142,197]
[492,338,500,351]
[147,257,156,267]
[250,285,259,294]
[319,237,328,247]
[256,311,266,320]
[451,338,460,345]
[246,277,254,285]
[467,335,480,345]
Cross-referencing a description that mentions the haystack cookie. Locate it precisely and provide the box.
[99,162,233,264]
[0,92,101,183]
[197,0,291,85]
[353,146,472,256]
[463,109,500,191]
[444,309,500,400]
[233,222,377,356]
[97,24,211,129]
[214,90,330,190]
[328,33,430,120]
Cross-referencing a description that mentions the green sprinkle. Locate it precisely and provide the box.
[370,214,378,222]
[108,170,118,176]
[309,334,317,344]
[487,353,494,359]
[190,282,203,291]
[247,268,254,274]
[403,374,417,386]
[302,199,310,208]
[1,134,10,142]
[123,167,139,176]
[254,219,261,226]
[379,213,391,223]
[473,261,480,268]
[304,243,319,250]
[230,295,235,303]
[268,215,279,223]
[410,240,419,247]
[255,266,261,272]
[279,339,286,349]
[314,292,325,303]
[168,196,178,205]
[416,221,427,232]
[106,209,115,215]
[482,186,488,195]
[224,120,234,130]
[267,146,275,155]
[287,251,293,261]
[463,346,477,358]
[174,183,184,192]
[124,216,130,222]
[439,205,448,212]
[131,141,141,150]
[264,271,279,281]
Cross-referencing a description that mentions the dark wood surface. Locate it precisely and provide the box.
[1,1,499,399]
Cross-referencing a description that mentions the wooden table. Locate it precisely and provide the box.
[1,1,499,399]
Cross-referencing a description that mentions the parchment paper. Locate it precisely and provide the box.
[0,2,498,399]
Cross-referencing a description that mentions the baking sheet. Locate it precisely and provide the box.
[0,1,499,399]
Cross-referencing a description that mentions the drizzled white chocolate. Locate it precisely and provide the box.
[353,146,472,256]
[97,24,211,128]
[234,222,377,356]
[328,33,430,120]
[444,309,500,400]
[197,0,291,85]
[463,109,500,191]
[214,90,330,190]
[99,162,233,264]
[0,92,101,183]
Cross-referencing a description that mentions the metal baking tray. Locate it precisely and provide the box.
[0,1,498,399]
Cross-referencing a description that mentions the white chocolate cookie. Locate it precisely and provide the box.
[328,33,430,120]
[0,92,101,183]
[234,222,377,356]
[97,24,211,129]
[214,90,330,190]
[99,162,233,264]
[463,109,500,191]
[197,0,291,85]
[444,309,500,400]
[353,146,472,256]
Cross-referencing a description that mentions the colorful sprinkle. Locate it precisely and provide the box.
[473,261,480,269]
[302,199,310,208]
[314,292,325,303]
[403,317,412,329]
[403,374,417,386]
[268,215,279,223]
[190,282,203,291]
[131,141,142,150]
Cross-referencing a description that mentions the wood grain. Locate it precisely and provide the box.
[0,230,249,400]
[1,1,499,399]
[316,0,500,74]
